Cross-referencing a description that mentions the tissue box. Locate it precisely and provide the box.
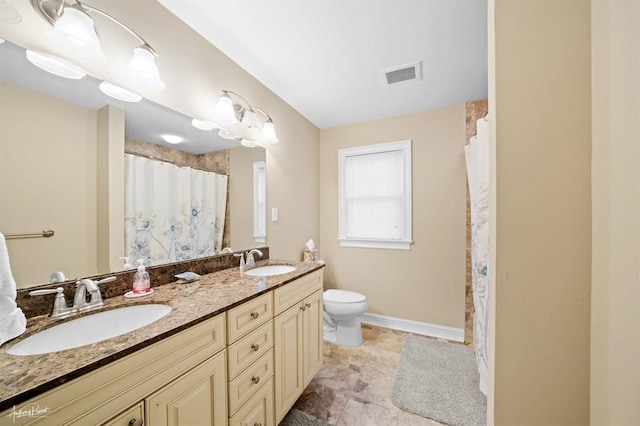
[303,249,318,262]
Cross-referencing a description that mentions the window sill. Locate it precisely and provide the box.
[338,238,413,250]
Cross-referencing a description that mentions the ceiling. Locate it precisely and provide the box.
[158,0,488,129]
[0,0,487,152]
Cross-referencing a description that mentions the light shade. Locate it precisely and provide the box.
[53,7,100,47]
[99,81,142,102]
[126,46,165,92]
[0,0,21,24]
[213,93,238,125]
[258,120,279,144]
[26,50,87,79]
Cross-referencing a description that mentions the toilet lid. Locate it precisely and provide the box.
[324,289,366,303]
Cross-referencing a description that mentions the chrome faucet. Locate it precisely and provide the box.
[29,276,116,318]
[246,249,263,268]
[73,276,116,312]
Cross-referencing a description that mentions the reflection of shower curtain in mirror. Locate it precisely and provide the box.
[465,116,490,396]
[124,154,228,266]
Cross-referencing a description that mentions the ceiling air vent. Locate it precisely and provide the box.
[381,61,422,86]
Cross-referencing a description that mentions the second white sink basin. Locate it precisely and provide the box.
[244,265,297,277]
[7,304,172,356]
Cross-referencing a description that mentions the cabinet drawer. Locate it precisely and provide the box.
[100,402,144,426]
[228,320,273,380]
[227,292,273,343]
[229,377,274,426]
[228,349,274,415]
[273,270,323,315]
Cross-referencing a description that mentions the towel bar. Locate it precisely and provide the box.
[5,230,55,239]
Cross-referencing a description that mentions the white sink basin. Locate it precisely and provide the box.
[244,265,296,277]
[7,304,172,356]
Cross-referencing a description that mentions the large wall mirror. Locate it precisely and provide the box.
[0,40,267,289]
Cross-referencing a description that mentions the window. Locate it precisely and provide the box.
[253,161,266,244]
[338,140,412,250]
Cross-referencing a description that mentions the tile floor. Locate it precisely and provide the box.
[292,325,448,425]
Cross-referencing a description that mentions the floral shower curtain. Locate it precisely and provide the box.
[124,154,228,266]
[465,116,490,396]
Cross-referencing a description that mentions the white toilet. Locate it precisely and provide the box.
[323,289,368,346]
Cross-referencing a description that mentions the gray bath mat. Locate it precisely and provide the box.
[391,335,487,426]
[280,408,332,426]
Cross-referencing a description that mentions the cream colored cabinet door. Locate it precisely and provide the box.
[229,377,274,426]
[302,289,323,387]
[101,402,144,426]
[146,350,227,426]
[274,303,304,424]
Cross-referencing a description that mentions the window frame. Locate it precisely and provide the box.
[252,160,266,244]
[338,139,413,250]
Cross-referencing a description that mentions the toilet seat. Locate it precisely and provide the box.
[324,289,366,303]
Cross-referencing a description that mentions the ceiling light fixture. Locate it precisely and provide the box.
[191,119,221,131]
[192,90,279,147]
[25,49,87,79]
[31,0,164,92]
[161,135,183,144]
[99,81,142,103]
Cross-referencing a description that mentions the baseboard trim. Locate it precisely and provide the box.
[360,313,464,342]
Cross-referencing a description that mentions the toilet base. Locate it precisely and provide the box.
[323,317,363,346]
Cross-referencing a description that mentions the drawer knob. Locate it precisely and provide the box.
[252,376,260,384]
[305,302,312,308]
[250,311,259,319]
[128,419,143,426]
[251,343,260,351]
[300,305,306,311]
[254,423,262,426]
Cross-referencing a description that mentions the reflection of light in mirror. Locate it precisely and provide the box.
[99,81,142,103]
[25,50,87,79]
[191,118,221,131]
[218,129,237,140]
[161,134,183,144]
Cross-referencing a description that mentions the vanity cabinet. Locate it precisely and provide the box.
[146,350,227,425]
[273,270,323,424]
[226,292,275,426]
[0,314,226,425]
[0,265,325,426]
[101,402,144,426]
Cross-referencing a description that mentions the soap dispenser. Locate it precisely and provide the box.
[133,259,150,294]
[119,256,134,270]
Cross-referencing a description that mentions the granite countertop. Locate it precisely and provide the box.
[0,259,324,413]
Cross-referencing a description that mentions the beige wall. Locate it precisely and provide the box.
[489,0,591,424]
[319,105,467,328]
[591,0,640,424]
[0,82,99,287]
[229,147,267,251]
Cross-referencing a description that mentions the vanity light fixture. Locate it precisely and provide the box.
[0,0,21,24]
[99,81,142,103]
[192,90,279,147]
[31,0,164,92]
